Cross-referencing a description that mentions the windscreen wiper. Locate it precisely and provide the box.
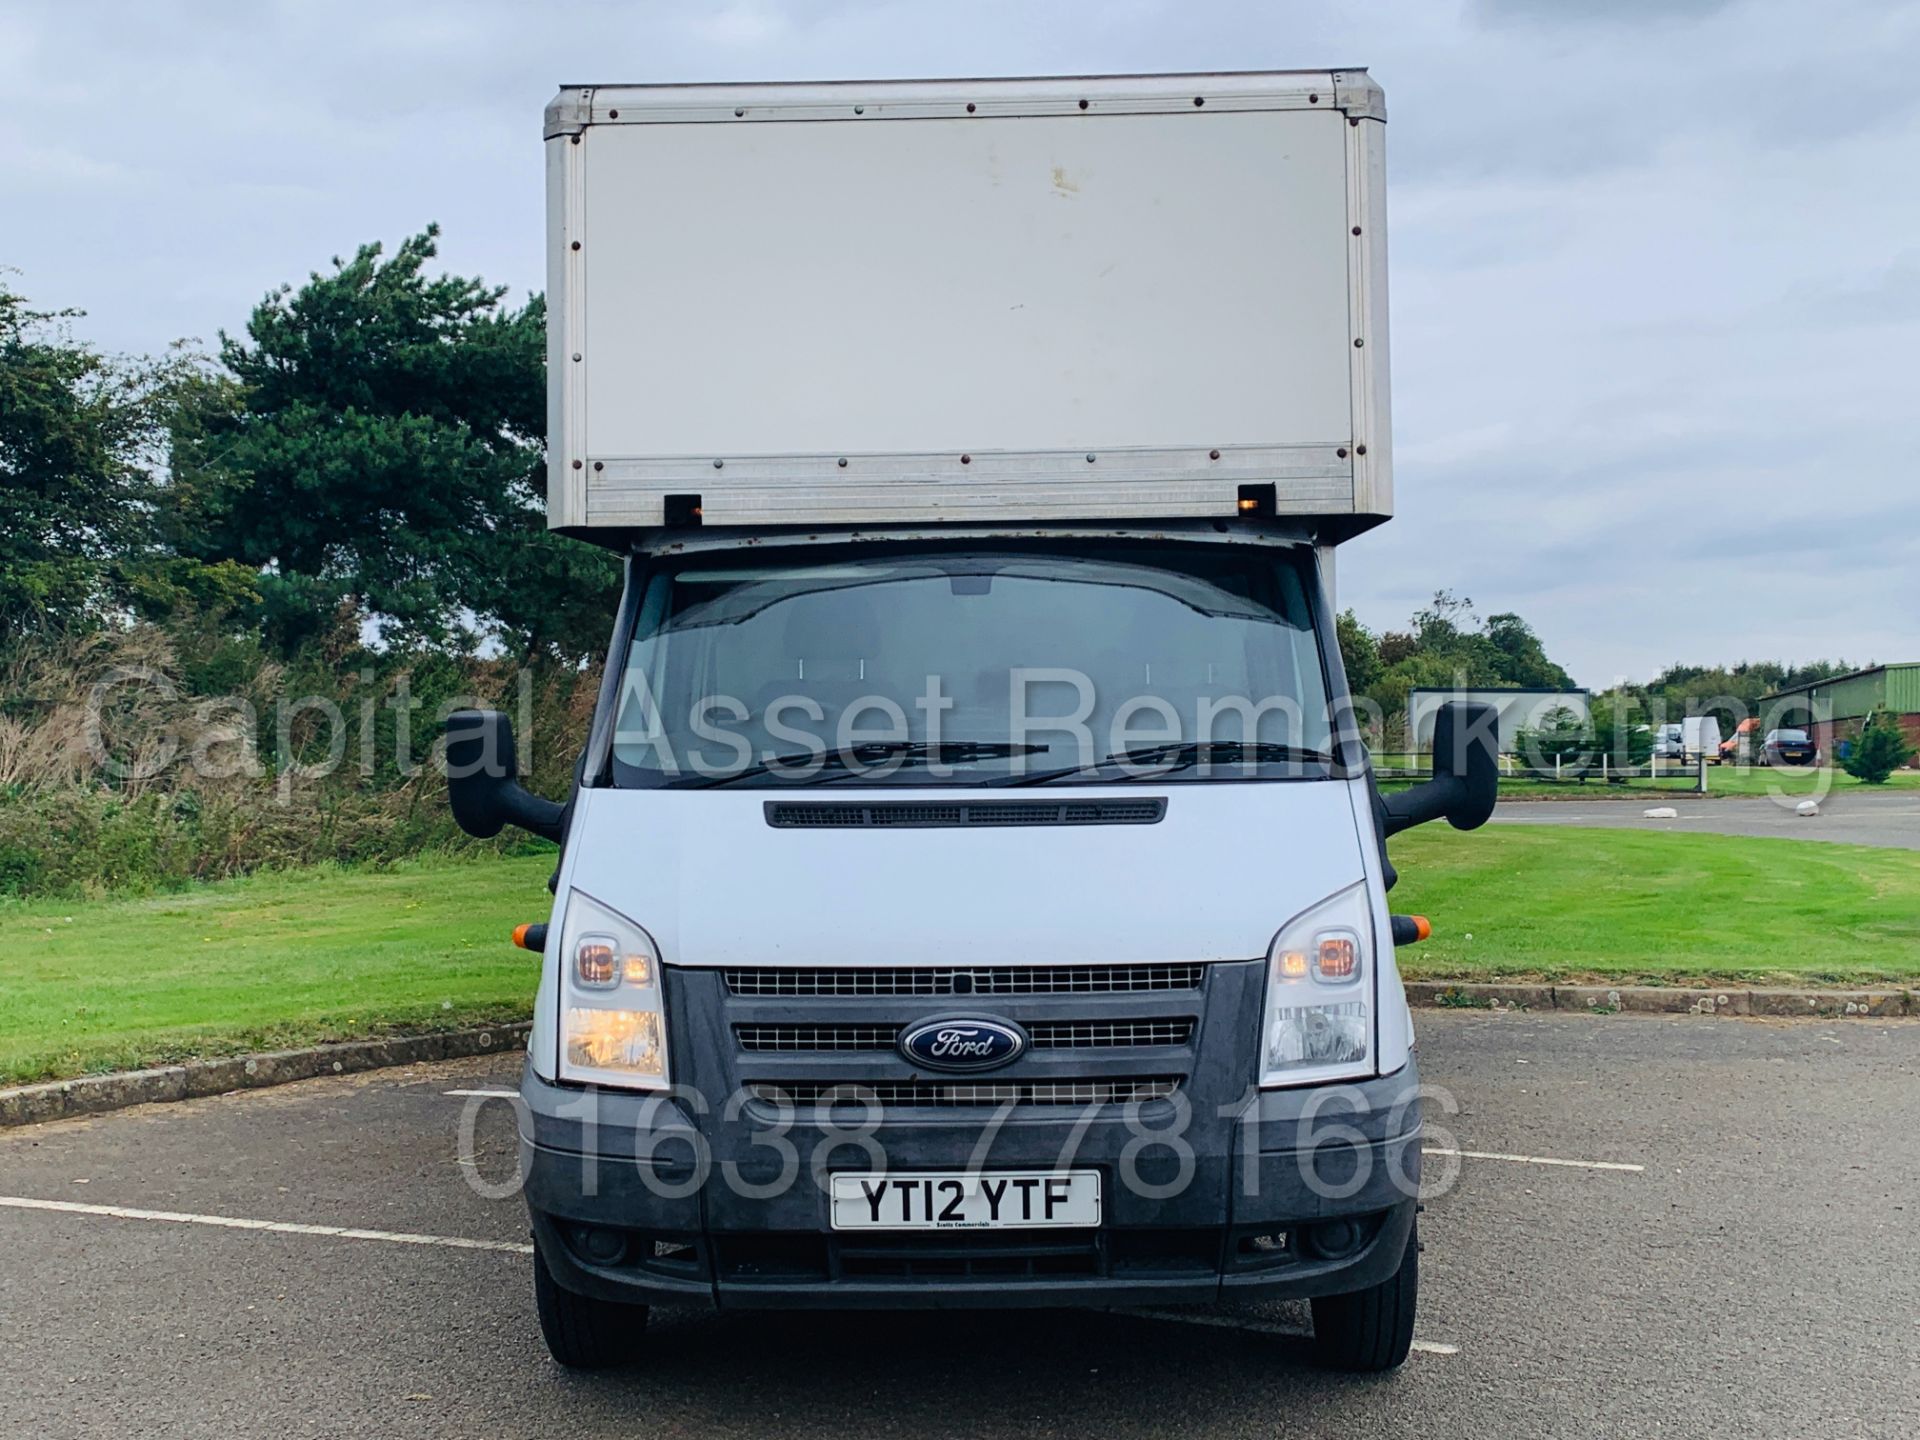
[1005,740,1333,787]
[669,740,1046,788]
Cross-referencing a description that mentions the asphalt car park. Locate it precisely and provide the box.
[2,1011,1916,1440]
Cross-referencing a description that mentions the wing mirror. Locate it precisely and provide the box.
[444,709,566,843]
[1380,701,1499,837]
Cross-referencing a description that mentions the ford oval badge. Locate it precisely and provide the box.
[898,1018,1026,1073]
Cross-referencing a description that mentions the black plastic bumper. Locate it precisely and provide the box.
[519,1057,1424,1311]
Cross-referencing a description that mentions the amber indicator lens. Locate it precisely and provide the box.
[1316,936,1358,981]
[575,940,618,987]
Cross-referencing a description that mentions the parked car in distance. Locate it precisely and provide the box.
[1653,723,1685,760]
[1762,728,1818,766]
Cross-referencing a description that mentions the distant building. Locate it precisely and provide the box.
[1407,687,1590,753]
[1760,663,1920,758]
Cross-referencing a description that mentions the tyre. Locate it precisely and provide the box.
[533,1246,648,1369]
[1309,1221,1418,1372]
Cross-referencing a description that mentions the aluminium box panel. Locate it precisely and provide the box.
[546,71,1390,535]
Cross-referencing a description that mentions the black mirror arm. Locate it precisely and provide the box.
[1378,701,1500,839]
[448,772,565,843]
[499,788,566,844]
[1379,779,1464,838]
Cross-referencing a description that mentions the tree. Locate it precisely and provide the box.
[1586,695,1654,768]
[169,227,618,658]
[1335,608,1382,695]
[1409,590,1476,652]
[1332,594,1580,751]
[1621,658,1858,744]
[1842,709,1915,785]
[1376,630,1418,668]
[1484,612,1575,690]
[1512,704,1590,773]
[0,283,248,636]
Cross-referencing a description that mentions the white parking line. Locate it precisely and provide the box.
[0,1195,534,1254]
[443,1089,518,1098]
[8,1192,1465,1356]
[1424,1146,1643,1173]
[1124,1308,1458,1354]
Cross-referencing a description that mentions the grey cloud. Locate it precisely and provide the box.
[2,0,1914,682]
[1472,0,1742,26]
[1781,253,1920,327]
[1387,0,1920,186]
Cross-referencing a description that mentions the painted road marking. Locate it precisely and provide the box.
[0,1195,534,1254]
[1124,1308,1458,1354]
[443,1089,518,1098]
[1425,1146,1643,1173]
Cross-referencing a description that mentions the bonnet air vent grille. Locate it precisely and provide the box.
[764,799,1166,829]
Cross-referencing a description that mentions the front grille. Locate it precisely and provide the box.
[710,1228,1225,1284]
[765,799,1166,829]
[745,1078,1180,1108]
[723,964,1206,997]
[838,1232,1101,1279]
[1030,1018,1193,1048]
[735,1019,1194,1052]
[737,1024,896,1052]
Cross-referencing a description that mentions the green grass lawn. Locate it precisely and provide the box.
[3,827,1917,1085]
[1392,825,1920,988]
[1694,765,1919,797]
[1379,763,1918,802]
[1383,773,1705,801]
[0,856,555,1085]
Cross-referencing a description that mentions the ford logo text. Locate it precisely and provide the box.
[898,1018,1026,1073]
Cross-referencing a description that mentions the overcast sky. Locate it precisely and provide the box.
[5,0,1915,687]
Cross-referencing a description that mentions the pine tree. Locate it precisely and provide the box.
[1841,709,1915,785]
[168,227,618,659]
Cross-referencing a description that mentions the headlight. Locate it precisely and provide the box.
[1260,883,1373,1087]
[557,890,669,1090]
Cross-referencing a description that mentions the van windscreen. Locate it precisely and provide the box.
[608,541,1335,788]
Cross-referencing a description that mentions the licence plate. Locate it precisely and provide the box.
[830,1171,1101,1231]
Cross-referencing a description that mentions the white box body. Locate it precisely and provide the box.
[545,71,1391,538]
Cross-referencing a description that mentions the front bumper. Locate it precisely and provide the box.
[519,1058,1424,1311]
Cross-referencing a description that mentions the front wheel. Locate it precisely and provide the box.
[533,1246,648,1369]
[1309,1221,1418,1372]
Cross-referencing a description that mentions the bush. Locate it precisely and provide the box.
[1588,700,1654,768]
[1841,709,1916,785]
[1509,702,1653,781]
[0,619,584,898]
[1513,705,1594,776]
